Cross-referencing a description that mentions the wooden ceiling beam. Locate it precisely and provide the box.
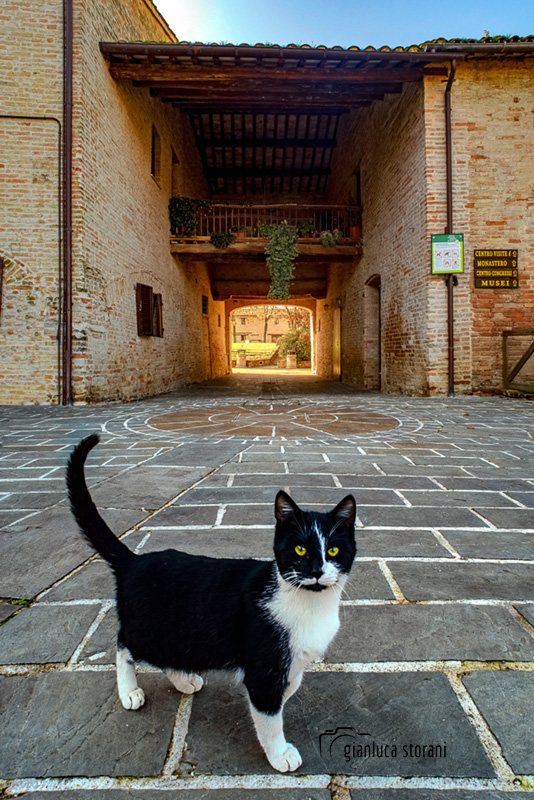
[175,104,366,114]
[111,63,445,83]
[147,82,403,96]
[182,137,338,149]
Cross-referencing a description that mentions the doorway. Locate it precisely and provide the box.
[364,274,381,389]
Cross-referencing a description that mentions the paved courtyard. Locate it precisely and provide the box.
[1,372,534,799]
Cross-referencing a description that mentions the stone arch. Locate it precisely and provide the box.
[225,297,317,373]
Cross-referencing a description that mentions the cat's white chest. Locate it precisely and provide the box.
[266,580,341,671]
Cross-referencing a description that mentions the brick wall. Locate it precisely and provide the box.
[70,0,227,402]
[447,59,534,392]
[0,0,228,404]
[324,82,430,393]
[0,0,64,403]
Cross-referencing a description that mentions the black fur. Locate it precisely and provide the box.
[66,435,357,756]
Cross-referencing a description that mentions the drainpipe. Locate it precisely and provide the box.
[445,58,456,396]
[62,0,74,404]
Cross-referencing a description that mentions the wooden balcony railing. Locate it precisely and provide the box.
[170,203,362,240]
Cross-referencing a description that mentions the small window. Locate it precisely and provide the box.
[151,125,161,183]
[218,314,221,327]
[202,295,208,314]
[136,283,163,336]
[240,317,246,325]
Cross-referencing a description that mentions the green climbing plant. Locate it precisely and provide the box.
[258,221,299,301]
[169,196,212,236]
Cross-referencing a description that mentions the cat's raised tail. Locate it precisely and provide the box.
[66,434,134,570]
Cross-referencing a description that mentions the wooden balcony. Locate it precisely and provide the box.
[170,203,362,244]
[170,203,362,300]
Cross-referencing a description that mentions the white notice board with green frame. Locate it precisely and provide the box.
[431,234,464,274]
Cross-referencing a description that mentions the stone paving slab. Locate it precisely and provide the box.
[328,605,534,662]
[400,491,518,508]
[183,672,494,777]
[518,604,534,627]
[40,560,116,600]
[0,508,143,599]
[78,607,118,663]
[441,529,534,560]
[138,530,275,559]
[88,467,209,509]
[0,673,178,778]
[146,504,222,526]
[471,507,534,529]
[390,562,534,600]
[0,601,19,622]
[507,492,534,507]
[341,562,395,600]
[18,792,331,800]
[345,792,521,799]
[0,605,99,663]
[336,476,444,490]
[464,671,534,774]
[0,491,65,509]
[2,387,534,797]
[355,529,453,558]
[357,506,489,529]
[426,477,534,492]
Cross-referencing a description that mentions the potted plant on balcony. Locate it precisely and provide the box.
[320,229,342,247]
[210,231,236,249]
[298,218,315,238]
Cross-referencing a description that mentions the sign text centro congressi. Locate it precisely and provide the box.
[474,249,519,289]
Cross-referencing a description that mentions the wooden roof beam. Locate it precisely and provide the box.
[110,64,447,83]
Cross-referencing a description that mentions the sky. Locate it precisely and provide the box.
[153,0,533,49]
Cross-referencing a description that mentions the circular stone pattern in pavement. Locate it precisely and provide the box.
[148,404,400,437]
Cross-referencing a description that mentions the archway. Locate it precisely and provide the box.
[225,299,316,375]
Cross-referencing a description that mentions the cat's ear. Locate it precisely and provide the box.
[330,495,356,526]
[275,490,301,521]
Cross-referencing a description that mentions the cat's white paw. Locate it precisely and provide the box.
[120,687,145,710]
[180,674,204,694]
[268,743,302,773]
[166,669,204,694]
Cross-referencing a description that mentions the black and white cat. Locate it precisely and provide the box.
[66,434,357,773]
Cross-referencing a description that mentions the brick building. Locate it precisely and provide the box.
[1,0,533,403]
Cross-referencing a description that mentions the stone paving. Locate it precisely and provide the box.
[1,372,534,799]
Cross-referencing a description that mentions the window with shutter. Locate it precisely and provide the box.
[136,284,163,337]
[153,293,163,337]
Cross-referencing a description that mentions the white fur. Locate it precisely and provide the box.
[267,572,344,675]
[253,572,345,772]
[249,704,303,772]
[116,646,145,710]
[165,669,204,694]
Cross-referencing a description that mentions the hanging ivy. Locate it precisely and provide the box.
[169,196,212,236]
[258,221,299,301]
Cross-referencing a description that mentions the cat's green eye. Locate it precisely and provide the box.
[295,545,307,556]
[327,546,340,557]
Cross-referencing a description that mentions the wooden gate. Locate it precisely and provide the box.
[502,329,534,392]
